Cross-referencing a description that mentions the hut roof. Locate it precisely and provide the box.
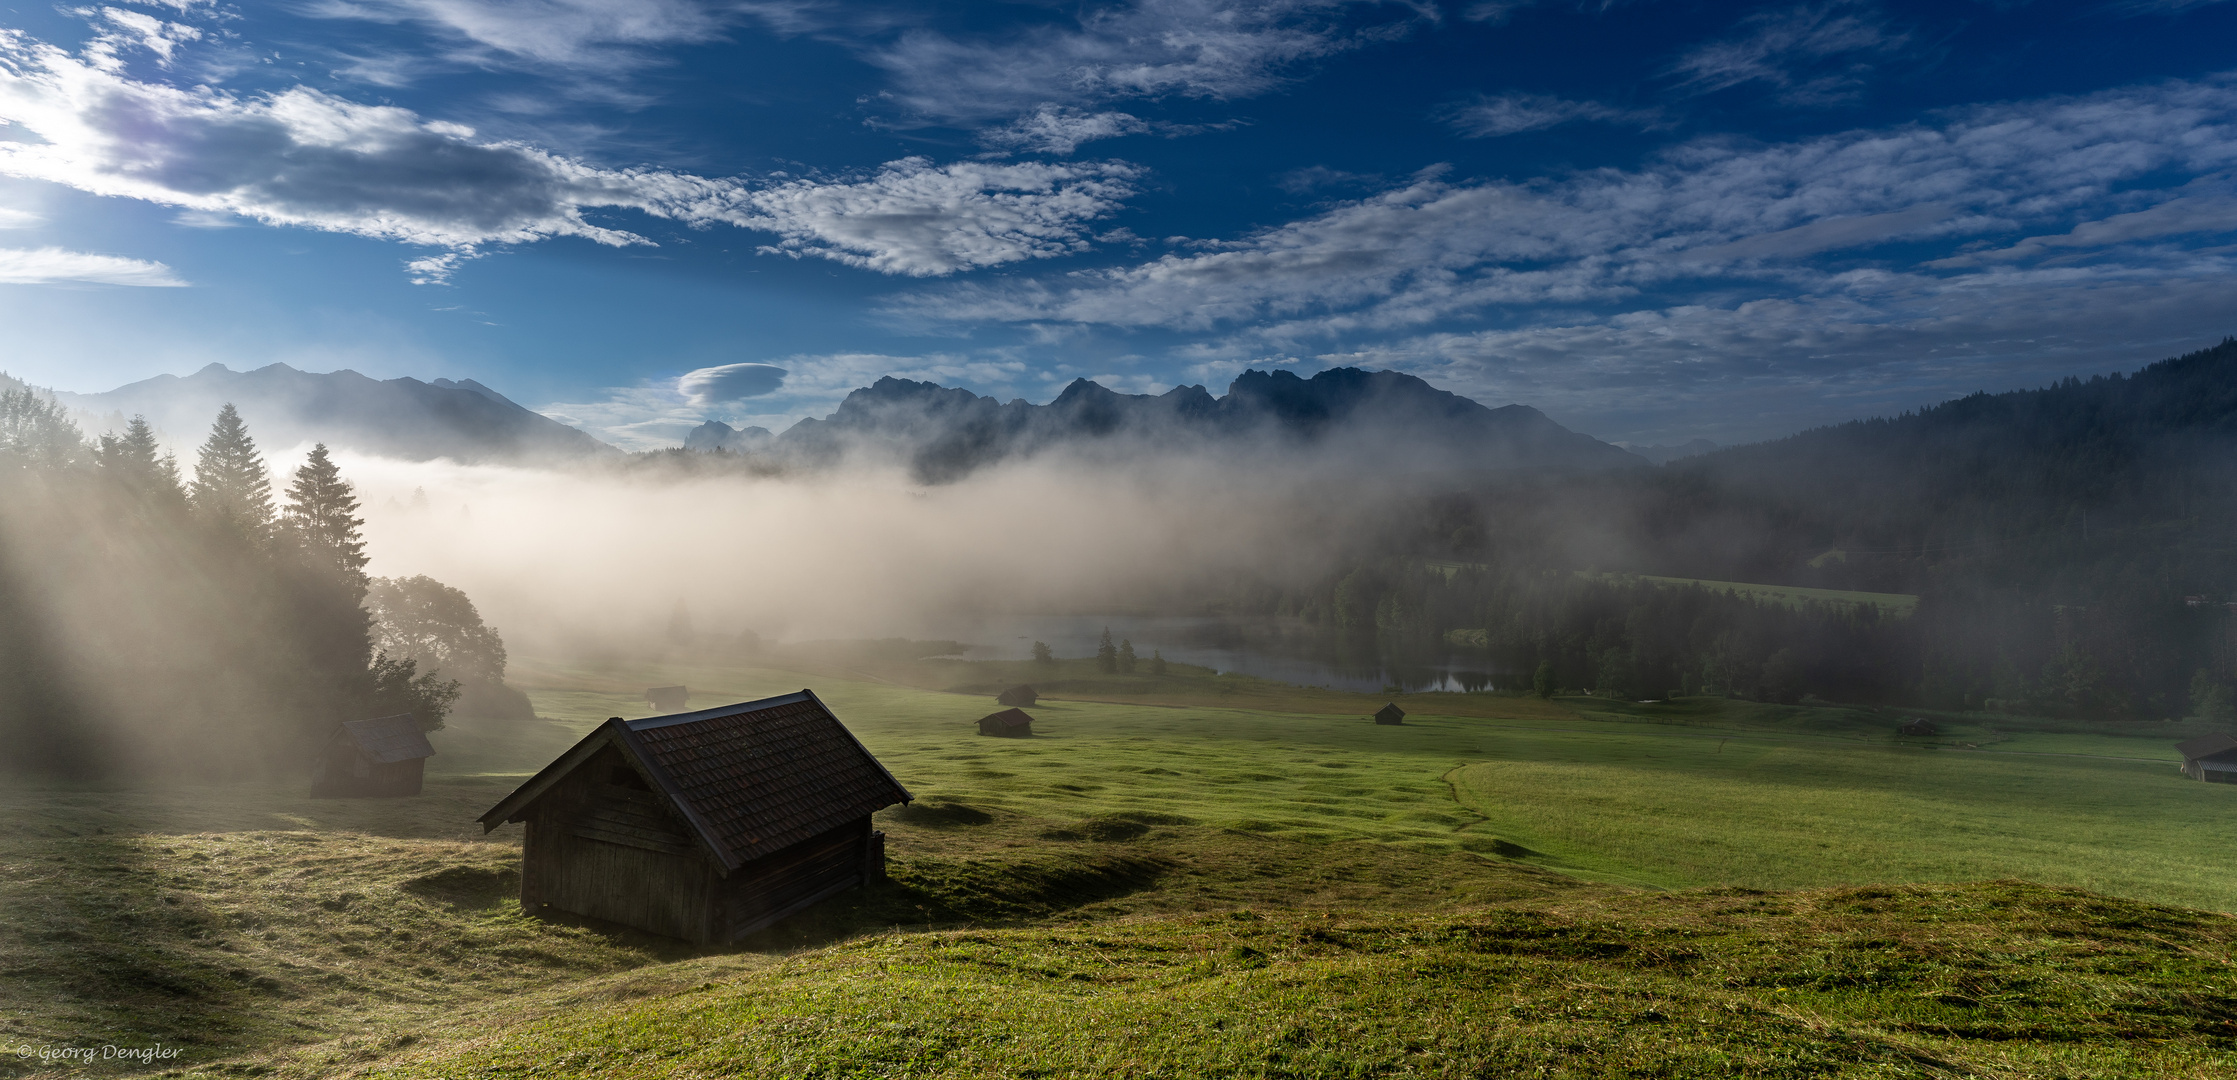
[336,714,435,763]
[981,708,1034,729]
[478,690,912,871]
[2177,732,2237,761]
[1375,703,1406,723]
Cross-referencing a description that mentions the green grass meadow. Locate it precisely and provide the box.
[7,651,2237,1077]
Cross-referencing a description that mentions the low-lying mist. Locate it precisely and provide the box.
[338,447,1402,658]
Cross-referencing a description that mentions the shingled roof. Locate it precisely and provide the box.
[336,714,435,764]
[2178,732,2237,761]
[478,690,911,871]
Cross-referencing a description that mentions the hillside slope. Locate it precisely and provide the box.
[1670,337,2237,589]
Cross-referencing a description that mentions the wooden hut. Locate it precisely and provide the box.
[1898,717,1939,736]
[478,690,911,944]
[979,708,1034,737]
[2177,732,2237,783]
[996,685,1039,707]
[1374,703,1406,725]
[311,714,435,798]
[646,685,690,712]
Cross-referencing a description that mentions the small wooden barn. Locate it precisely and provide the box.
[1375,703,1406,725]
[646,685,690,712]
[979,708,1034,737]
[1898,717,1939,736]
[2177,732,2237,783]
[310,714,435,798]
[479,690,911,943]
[996,685,1039,707]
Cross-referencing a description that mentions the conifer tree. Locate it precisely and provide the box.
[190,403,273,542]
[96,415,184,504]
[0,387,85,469]
[1118,638,1137,673]
[1150,649,1167,676]
[281,443,368,586]
[1096,627,1118,673]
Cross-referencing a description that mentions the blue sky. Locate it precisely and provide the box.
[2,0,2235,449]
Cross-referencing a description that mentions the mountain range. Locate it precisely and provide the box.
[704,368,1646,481]
[54,364,617,464]
[32,362,1643,478]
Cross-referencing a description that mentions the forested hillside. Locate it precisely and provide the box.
[1216,339,2237,720]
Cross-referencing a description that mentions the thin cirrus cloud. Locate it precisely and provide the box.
[885,77,2237,339]
[865,0,1426,151]
[0,28,1141,280]
[1434,92,1661,138]
[1665,0,1909,106]
[1928,191,2237,267]
[0,246,186,286]
[297,0,731,73]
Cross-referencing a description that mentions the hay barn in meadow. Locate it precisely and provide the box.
[996,685,1038,707]
[310,714,434,798]
[479,690,911,944]
[1899,718,1939,736]
[2178,732,2237,783]
[979,708,1034,737]
[1375,703,1406,725]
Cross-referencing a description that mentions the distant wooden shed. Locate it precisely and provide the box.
[646,685,689,712]
[1375,703,1406,726]
[311,714,435,798]
[996,685,1039,707]
[2178,732,2237,783]
[479,690,911,944]
[979,708,1034,737]
[1898,717,1939,736]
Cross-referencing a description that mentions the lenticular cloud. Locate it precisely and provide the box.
[0,29,1140,280]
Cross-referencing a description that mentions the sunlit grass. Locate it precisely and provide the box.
[11,654,2236,1077]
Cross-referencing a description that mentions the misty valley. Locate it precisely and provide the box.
[7,341,2237,1080]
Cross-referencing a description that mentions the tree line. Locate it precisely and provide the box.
[0,390,465,778]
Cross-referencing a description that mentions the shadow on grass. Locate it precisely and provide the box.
[5,834,266,1062]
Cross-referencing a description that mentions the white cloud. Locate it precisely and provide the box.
[0,207,40,228]
[1930,193,2237,266]
[299,0,728,74]
[1329,267,2237,444]
[547,351,1034,449]
[978,105,1155,155]
[83,7,202,71]
[868,0,1425,127]
[1435,92,1660,138]
[0,30,1144,279]
[405,249,482,284]
[1665,0,1908,106]
[726,158,1141,276]
[0,246,184,285]
[889,77,2237,334]
[679,362,788,404]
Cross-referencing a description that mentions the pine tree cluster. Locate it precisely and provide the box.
[0,392,463,778]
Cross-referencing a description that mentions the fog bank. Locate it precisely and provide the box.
[341,449,1378,656]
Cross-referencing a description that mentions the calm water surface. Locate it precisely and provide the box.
[917,614,1511,694]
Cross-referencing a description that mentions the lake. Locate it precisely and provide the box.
[915,613,1513,694]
